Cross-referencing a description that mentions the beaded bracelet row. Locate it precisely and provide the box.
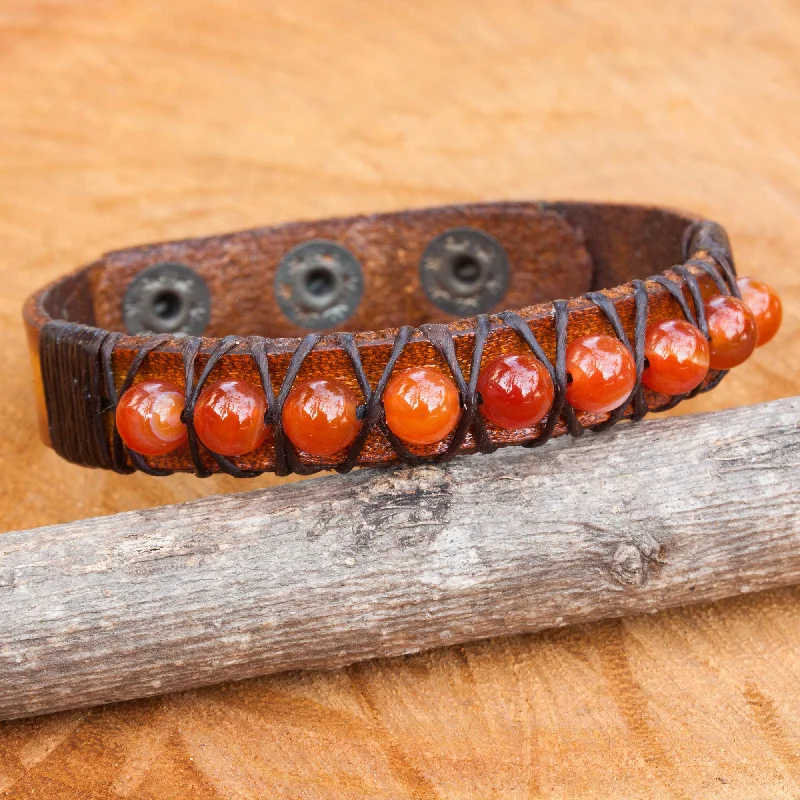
[115,276,781,463]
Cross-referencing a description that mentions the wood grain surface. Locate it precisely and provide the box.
[0,0,798,797]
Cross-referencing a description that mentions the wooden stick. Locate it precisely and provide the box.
[1,397,798,721]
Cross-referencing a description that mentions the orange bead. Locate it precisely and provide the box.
[565,334,636,414]
[737,276,782,346]
[116,381,187,456]
[477,354,554,429]
[282,379,360,457]
[704,295,757,370]
[642,319,710,396]
[194,380,269,456]
[384,367,461,445]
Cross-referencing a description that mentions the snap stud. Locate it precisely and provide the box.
[123,262,211,336]
[420,227,510,316]
[275,240,364,330]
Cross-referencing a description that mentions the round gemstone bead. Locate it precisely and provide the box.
[116,381,187,456]
[194,380,269,456]
[736,276,782,346]
[282,379,360,457]
[704,295,757,370]
[477,354,554,429]
[642,319,710,396]
[565,334,636,414]
[383,367,460,445]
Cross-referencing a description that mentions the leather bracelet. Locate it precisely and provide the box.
[23,202,782,478]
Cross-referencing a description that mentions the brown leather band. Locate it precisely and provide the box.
[23,201,736,476]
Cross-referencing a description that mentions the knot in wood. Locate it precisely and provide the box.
[611,544,648,587]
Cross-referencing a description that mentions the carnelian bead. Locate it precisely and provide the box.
[477,354,554,429]
[282,379,360,457]
[116,381,187,456]
[737,276,782,346]
[194,380,269,456]
[565,334,636,414]
[642,319,710,395]
[704,295,757,370]
[384,367,460,445]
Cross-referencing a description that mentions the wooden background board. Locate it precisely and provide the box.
[0,0,798,796]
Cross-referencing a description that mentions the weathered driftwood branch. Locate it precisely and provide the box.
[1,397,798,721]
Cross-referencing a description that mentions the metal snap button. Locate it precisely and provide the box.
[123,262,211,336]
[275,240,364,330]
[419,227,510,316]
